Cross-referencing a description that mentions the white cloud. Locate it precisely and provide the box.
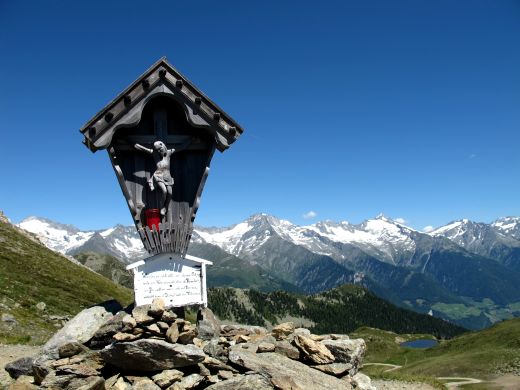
[303,211,317,219]
[395,217,407,225]
[423,225,435,233]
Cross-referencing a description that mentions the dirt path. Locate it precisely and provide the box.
[363,363,402,372]
[437,376,483,388]
[366,363,490,389]
[0,344,40,389]
[371,379,437,390]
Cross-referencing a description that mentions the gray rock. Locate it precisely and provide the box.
[232,342,258,353]
[351,372,376,390]
[235,335,250,344]
[146,323,162,335]
[132,304,154,325]
[196,307,221,340]
[202,356,238,373]
[108,376,132,390]
[293,328,311,337]
[271,322,295,340]
[149,298,165,317]
[166,323,179,343]
[176,373,203,389]
[113,332,141,341]
[257,342,275,353]
[36,302,47,311]
[52,350,104,376]
[39,372,75,389]
[292,334,335,364]
[71,375,105,390]
[132,377,161,390]
[199,362,211,376]
[221,324,267,336]
[90,311,127,347]
[55,362,100,377]
[205,374,273,389]
[161,310,177,323]
[218,370,233,380]
[229,350,352,390]
[1,313,17,323]
[32,355,53,385]
[104,374,120,388]
[312,362,353,376]
[274,340,300,360]
[152,369,183,388]
[203,339,229,362]
[58,341,89,358]
[322,338,366,373]
[4,356,34,379]
[157,321,169,332]
[178,326,198,345]
[101,339,205,371]
[40,372,105,389]
[122,314,137,330]
[42,302,120,358]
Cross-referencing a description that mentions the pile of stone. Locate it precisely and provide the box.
[5,299,375,390]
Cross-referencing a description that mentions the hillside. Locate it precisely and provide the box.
[0,220,133,344]
[188,242,302,292]
[208,285,466,339]
[73,252,134,288]
[355,317,520,380]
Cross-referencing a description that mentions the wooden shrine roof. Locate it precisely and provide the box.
[80,57,244,152]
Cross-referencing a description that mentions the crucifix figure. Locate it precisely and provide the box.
[135,138,191,216]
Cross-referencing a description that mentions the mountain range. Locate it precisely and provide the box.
[18,214,520,330]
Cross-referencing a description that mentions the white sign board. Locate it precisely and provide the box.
[127,254,212,307]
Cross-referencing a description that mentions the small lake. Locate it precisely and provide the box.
[400,339,438,348]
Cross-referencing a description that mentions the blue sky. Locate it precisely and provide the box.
[1,0,519,231]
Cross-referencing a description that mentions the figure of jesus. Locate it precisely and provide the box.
[135,139,191,216]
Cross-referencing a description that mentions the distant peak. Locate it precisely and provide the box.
[248,212,270,219]
[20,215,44,222]
[314,219,351,228]
[373,213,394,223]
[247,213,283,224]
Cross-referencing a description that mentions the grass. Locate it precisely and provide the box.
[354,318,520,382]
[0,220,133,344]
[431,297,518,329]
[361,365,445,389]
[351,326,436,363]
[73,252,133,288]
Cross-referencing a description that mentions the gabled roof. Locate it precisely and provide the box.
[126,253,213,271]
[80,57,244,152]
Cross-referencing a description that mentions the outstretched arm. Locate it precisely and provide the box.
[135,143,153,154]
[169,138,192,154]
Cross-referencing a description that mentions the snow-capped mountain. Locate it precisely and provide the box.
[19,217,95,254]
[195,213,420,265]
[17,213,520,330]
[492,217,520,240]
[18,217,146,262]
[431,218,520,271]
[20,213,520,270]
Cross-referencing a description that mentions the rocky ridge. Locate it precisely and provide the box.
[5,299,374,390]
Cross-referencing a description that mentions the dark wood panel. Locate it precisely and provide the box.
[109,96,213,256]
